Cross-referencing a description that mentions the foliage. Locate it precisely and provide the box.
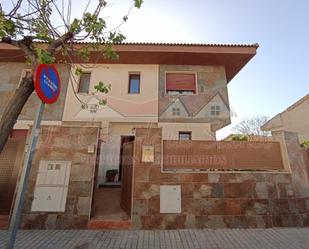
[0,0,143,97]
[232,115,271,136]
[301,140,309,149]
[231,134,249,141]
[94,82,111,94]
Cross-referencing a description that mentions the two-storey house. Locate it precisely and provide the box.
[0,42,258,229]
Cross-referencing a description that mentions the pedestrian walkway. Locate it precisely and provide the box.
[1,228,309,249]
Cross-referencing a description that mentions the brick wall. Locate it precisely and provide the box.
[21,125,99,229]
[131,128,309,229]
[163,140,284,171]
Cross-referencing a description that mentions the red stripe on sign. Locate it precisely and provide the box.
[166,73,196,92]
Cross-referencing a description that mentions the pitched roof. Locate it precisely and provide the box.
[70,41,259,48]
[0,41,258,83]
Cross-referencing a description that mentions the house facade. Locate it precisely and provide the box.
[2,42,309,230]
[58,43,258,185]
[262,94,309,143]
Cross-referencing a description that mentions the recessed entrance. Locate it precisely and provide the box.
[90,136,134,229]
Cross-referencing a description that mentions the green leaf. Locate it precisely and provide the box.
[99,99,107,106]
[231,134,249,141]
[35,48,55,64]
[94,81,111,94]
[0,15,16,38]
[75,68,82,76]
[134,0,143,8]
[103,44,119,60]
[76,46,90,62]
[70,18,81,33]
[301,140,309,148]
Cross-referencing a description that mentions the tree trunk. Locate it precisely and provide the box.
[0,77,34,153]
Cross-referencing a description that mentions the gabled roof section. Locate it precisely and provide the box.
[0,42,258,83]
[160,98,190,119]
[193,92,230,116]
[262,93,309,131]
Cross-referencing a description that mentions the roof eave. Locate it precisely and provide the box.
[0,42,258,82]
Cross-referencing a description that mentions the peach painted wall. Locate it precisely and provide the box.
[62,64,159,123]
[158,122,213,140]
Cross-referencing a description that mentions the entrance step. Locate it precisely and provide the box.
[88,219,131,230]
[0,215,9,230]
[99,182,121,188]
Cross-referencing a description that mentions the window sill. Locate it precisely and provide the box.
[77,92,90,96]
[165,93,197,96]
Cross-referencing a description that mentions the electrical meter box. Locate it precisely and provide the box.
[31,160,71,212]
[160,185,181,213]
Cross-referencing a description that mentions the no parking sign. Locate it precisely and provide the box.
[34,64,61,104]
[8,64,62,248]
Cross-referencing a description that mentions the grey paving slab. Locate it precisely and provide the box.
[0,228,309,249]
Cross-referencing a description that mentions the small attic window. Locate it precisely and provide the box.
[211,105,220,116]
[172,107,181,116]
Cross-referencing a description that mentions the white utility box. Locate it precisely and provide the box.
[160,185,181,213]
[31,160,71,212]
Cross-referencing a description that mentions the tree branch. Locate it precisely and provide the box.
[2,36,37,63]
[47,31,74,55]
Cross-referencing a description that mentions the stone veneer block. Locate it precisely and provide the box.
[77,197,91,216]
[133,199,148,216]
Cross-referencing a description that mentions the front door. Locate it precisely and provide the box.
[118,136,135,181]
[119,136,134,216]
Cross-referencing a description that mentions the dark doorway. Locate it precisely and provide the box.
[120,139,134,216]
[119,136,135,181]
[90,136,134,229]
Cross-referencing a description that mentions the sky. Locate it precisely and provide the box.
[2,0,309,138]
[112,0,309,138]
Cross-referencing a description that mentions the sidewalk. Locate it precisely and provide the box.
[1,228,309,249]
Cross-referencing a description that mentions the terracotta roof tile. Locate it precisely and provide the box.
[30,41,259,48]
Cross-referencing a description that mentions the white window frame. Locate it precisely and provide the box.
[77,71,92,95]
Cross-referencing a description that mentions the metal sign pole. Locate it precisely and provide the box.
[6,101,45,249]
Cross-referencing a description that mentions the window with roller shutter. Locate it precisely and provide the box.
[165,73,196,95]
